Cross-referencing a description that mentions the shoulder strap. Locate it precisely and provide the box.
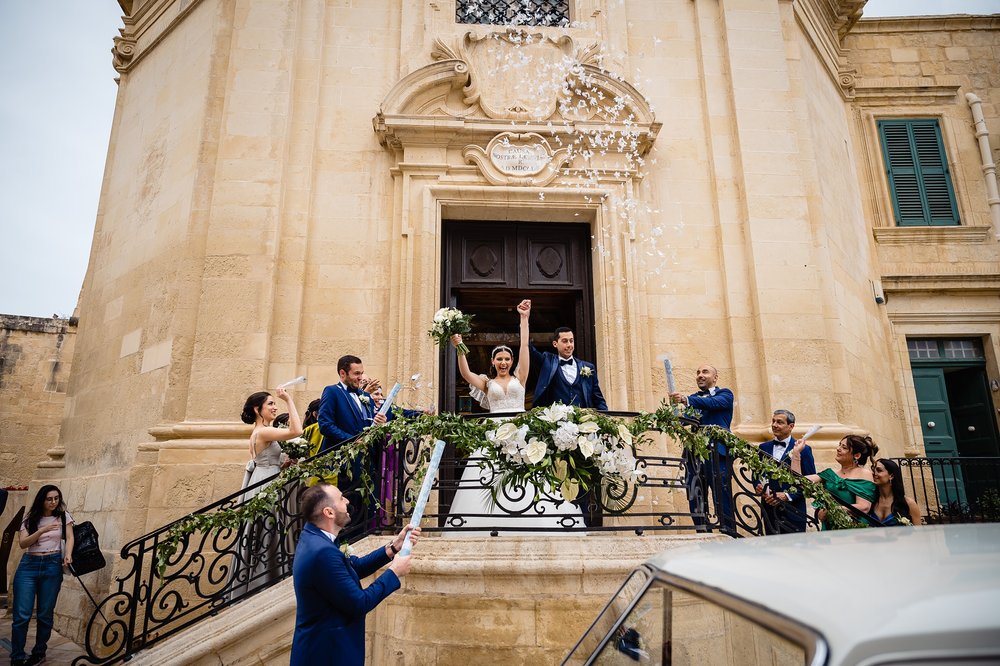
[61,511,66,541]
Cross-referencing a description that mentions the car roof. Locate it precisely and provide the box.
[647,524,1000,664]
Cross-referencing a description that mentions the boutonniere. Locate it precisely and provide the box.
[580,366,593,378]
[339,543,355,557]
[359,394,371,406]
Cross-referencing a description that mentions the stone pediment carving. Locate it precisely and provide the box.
[373,30,660,155]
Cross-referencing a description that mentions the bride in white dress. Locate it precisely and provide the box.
[448,300,584,532]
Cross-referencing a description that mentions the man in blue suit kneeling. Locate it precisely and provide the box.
[291,483,419,666]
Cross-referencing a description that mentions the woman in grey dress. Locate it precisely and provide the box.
[230,388,302,598]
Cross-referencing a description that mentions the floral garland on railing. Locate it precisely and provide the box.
[154,404,859,576]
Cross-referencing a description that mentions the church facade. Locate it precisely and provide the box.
[34,0,998,654]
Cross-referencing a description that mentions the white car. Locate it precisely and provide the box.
[564,524,1000,665]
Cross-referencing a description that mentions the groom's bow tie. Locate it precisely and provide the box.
[559,358,574,366]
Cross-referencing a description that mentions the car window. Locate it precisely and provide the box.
[563,568,653,664]
[585,582,808,665]
[669,589,805,665]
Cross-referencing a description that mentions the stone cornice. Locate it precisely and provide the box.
[0,314,77,334]
[112,0,205,74]
[853,15,1000,33]
[874,225,992,244]
[147,421,251,442]
[852,83,961,106]
[888,311,1000,324]
[793,0,866,100]
[882,273,1000,293]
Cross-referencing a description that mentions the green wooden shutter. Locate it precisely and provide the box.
[878,119,960,227]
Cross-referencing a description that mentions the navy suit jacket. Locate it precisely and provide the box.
[529,345,608,410]
[290,522,400,666]
[318,383,420,452]
[687,387,734,454]
[757,438,816,504]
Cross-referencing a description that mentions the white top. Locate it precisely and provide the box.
[470,376,526,413]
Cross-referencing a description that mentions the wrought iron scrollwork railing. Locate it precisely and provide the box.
[73,412,869,664]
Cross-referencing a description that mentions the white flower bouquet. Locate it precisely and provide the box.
[279,436,311,460]
[428,307,474,355]
[482,403,641,503]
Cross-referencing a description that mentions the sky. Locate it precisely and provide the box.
[1,0,998,319]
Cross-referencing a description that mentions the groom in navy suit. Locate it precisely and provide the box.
[530,326,607,525]
[755,409,816,534]
[290,483,418,666]
[529,327,608,411]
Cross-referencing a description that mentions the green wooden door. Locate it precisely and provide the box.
[945,366,1000,506]
[912,367,966,505]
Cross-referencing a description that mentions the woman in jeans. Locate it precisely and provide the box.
[12,485,74,666]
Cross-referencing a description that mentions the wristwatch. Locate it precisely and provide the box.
[387,541,399,555]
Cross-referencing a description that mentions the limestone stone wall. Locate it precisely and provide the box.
[843,17,1000,456]
[0,315,76,488]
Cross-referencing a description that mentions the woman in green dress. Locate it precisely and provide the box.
[791,434,878,523]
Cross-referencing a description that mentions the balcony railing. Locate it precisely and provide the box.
[72,413,873,664]
[891,456,1000,524]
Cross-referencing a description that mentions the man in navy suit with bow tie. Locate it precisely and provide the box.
[670,364,735,535]
[290,482,418,666]
[530,326,607,525]
[529,327,608,411]
[756,409,816,534]
[318,355,429,520]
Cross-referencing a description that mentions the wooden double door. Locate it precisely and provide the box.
[440,221,596,414]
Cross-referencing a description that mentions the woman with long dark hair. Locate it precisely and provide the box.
[12,485,74,666]
[791,434,878,526]
[870,458,922,526]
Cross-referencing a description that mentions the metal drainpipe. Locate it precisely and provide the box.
[966,92,1000,240]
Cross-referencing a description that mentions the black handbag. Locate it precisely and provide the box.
[61,514,110,621]
[68,520,107,576]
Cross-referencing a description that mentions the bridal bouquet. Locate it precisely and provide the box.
[482,403,641,502]
[279,436,311,460]
[428,307,474,355]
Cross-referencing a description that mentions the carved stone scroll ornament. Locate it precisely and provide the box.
[464,132,571,186]
[112,28,137,73]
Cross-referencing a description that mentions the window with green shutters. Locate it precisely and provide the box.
[877,119,960,226]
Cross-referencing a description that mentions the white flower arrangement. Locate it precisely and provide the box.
[482,402,642,502]
[359,394,371,406]
[580,366,593,377]
[339,543,355,557]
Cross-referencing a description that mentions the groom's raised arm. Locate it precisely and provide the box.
[529,342,545,367]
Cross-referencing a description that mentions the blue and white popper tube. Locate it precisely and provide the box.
[377,382,402,417]
[278,375,307,389]
[663,358,678,414]
[399,438,446,556]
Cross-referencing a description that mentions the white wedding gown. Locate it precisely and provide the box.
[447,375,584,533]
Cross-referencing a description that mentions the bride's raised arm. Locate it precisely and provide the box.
[515,299,531,385]
[451,333,488,392]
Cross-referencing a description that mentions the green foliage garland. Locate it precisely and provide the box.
[154,404,860,576]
